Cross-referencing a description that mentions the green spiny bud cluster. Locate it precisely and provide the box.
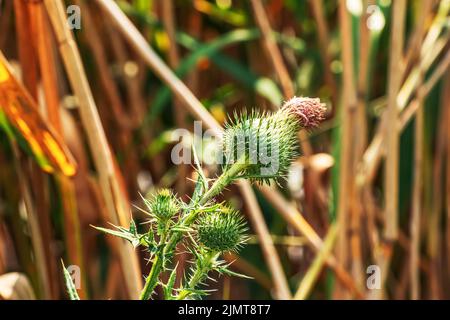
[146,189,180,221]
[90,96,325,301]
[196,205,248,253]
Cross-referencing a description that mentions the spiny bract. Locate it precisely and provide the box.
[146,189,180,221]
[221,97,325,184]
[196,206,248,253]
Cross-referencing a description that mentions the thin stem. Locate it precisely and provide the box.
[199,160,248,206]
[139,231,167,300]
[140,254,163,300]
[176,251,218,300]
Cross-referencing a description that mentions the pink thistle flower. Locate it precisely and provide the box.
[281,96,326,129]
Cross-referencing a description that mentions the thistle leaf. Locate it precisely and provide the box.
[171,225,194,233]
[92,222,143,249]
[215,266,252,279]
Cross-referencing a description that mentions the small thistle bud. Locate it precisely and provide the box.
[281,96,326,130]
[197,206,248,252]
[146,189,179,221]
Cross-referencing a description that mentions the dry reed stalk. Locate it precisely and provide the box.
[86,174,128,299]
[102,17,165,182]
[104,22,145,124]
[14,150,51,299]
[351,1,373,289]
[408,1,432,300]
[29,2,61,131]
[161,0,189,198]
[94,0,291,300]
[0,0,12,50]
[308,0,338,109]
[427,73,449,299]
[77,0,142,194]
[360,38,450,186]
[335,0,358,298]
[250,0,329,230]
[402,0,434,74]
[28,0,88,299]
[358,3,450,188]
[224,253,272,291]
[259,186,363,298]
[395,255,411,299]
[249,0,314,158]
[410,88,424,300]
[249,0,294,98]
[294,223,338,300]
[96,1,221,135]
[12,0,55,299]
[105,260,121,298]
[384,0,406,242]
[237,182,292,299]
[399,46,450,127]
[13,0,38,98]
[0,146,40,295]
[44,0,142,298]
[398,35,450,109]
[247,234,307,247]
[74,0,132,130]
[185,8,202,100]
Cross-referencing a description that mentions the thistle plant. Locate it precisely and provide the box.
[63,97,325,300]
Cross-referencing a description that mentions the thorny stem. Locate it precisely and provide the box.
[139,229,167,300]
[198,159,248,206]
[176,251,218,300]
[139,158,248,300]
[139,254,163,300]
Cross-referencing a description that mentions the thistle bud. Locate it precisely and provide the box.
[197,206,248,252]
[281,96,326,130]
[146,189,180,221]
[221,97,325,184]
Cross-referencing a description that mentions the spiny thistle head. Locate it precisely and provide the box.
[146,189,180,221]
[221,97,325,184]
[197,206,248,253]
[281,96,326,130]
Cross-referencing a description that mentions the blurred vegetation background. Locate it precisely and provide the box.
[0,0,449,300]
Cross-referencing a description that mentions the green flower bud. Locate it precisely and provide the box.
[146,189,180,221]
[221,97,325,184]
[197,206,248,252]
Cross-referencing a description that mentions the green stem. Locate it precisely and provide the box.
[199,160,248,206]
[139,231,167,300]
[176,252,218,300]
[139,254,163,300]
[139,159,247,300]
